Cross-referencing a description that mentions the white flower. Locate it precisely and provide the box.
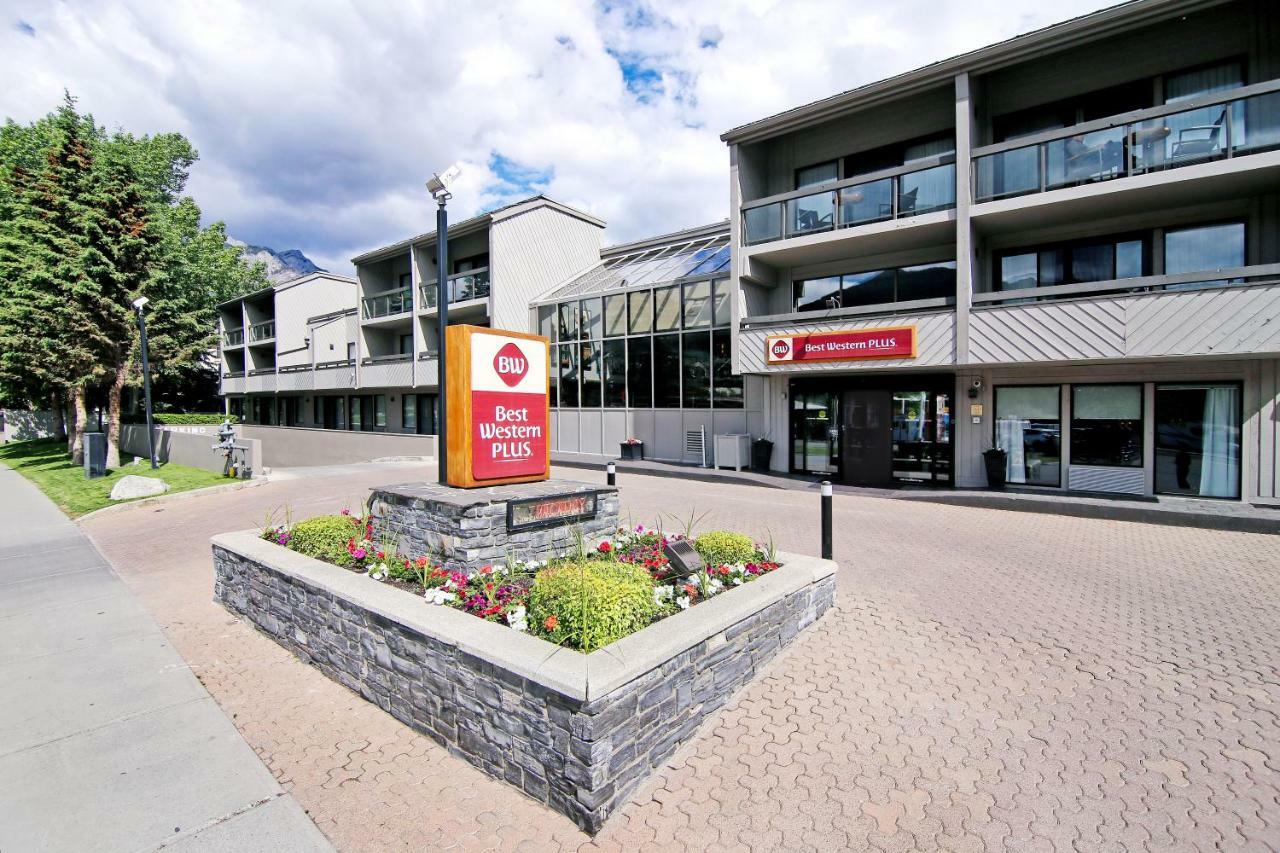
[424,588,457,605]
[707,579,724,595]
[653,586,674,605]
[733,577,744,586]
[677,596,691,610]
[507,606,528,632]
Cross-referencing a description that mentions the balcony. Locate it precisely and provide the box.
[223,328,244,347]
[974,81,1280,203]
[742,158,956,247]
[362,286,413,320]
[245,369,276,393]
[314,358,356,391]
[248,320,275,343]
[419,268,491,309]
[277,364,314,392]
[221,371,246,395]
[359,354,413,388]
[416,351,439,386]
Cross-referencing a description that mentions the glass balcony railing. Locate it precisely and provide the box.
[742,161,956,246]
[974,83,1280,202]
[420,268,491,309]
[248,320,275,342]
[222,328,244,346]
[362,286,412,319]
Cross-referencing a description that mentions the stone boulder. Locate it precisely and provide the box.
[109,475,169,501]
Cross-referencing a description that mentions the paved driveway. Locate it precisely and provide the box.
[81,466,1280,851]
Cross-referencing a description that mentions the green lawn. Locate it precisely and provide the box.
[0,438,230,518]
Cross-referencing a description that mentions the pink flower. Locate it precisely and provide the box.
[351,548,367,560]
[341,508,351,516]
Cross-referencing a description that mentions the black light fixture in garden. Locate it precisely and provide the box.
[132,296,158,469]
[426,163,462,486]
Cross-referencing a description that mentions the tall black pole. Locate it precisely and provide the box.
[137,308,158,469]
[436,196,449,485]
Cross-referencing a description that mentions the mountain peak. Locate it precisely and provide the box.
[229,239,325,284]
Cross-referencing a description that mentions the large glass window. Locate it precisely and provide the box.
[795,276,841,312]
[1071,385,1143,467]
[842,269,895,308]
[653,285,681,331]
[603,295,627,337]
[537,305,557,341]
[403,394,416,433]
[997,236,1150,292]
[580,342,601,407]
[1155,384,1240,498]
[712,280,731,327]
[897,261,956,302]
[995,386,1061,486]
[711,329,742,408]
[558,302,578,341]
[682,281,712,328]
[548,349,558,408]
[681,332,710,408]
[796,160,838,188]
[653,334,680,407]
[1164,221,1245,276]
[627,337,652,408]
[628,290,653,334]
[603,339,626,408]
[558,343,579,407]
[580,298,603,340]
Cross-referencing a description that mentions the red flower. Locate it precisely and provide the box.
[415,556,429,568]
[376,550,385,560]
[544,615,558,631]
[683,583,698,598]
[598,541,613,554]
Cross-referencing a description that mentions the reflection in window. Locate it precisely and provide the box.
[1000,253,1038,292]
[1155,383,1240,498]
[796,160,838,188]
[654,285,681,331]
[896,262,956,302]
[627,337,652,408]
[1071,385,1142,467]
[995,386,1061,486]
[683,281,712,328]
[558,344,579,407]
[580,342,602,407]
[603,295,627,337]
[681,332,710,408]
[402,395,416,433]
[712,280,731,327]
[558,302,578,341]
[538,305,557,341]
[580,298,603,340]
[1164,222,1245,276]
[628,290,652,334]
[547,350,558,408]
[603,339,626,408]
[842,269,894,307]
[795,276,841,312]
[654,334,680,407]
[712,329,742,408]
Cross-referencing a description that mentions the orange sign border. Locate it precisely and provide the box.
[765,324,918,364]
[445,324,551,489]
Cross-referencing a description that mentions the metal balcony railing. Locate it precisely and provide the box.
[419,268,491,309]
[362,286,413,320]
[973,79,1280,202]
[973,262,1280,306]
[248,320,275,342]
[741,158,956,246]
[223,328,244,346]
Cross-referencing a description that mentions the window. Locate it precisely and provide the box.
[580,341,602,407]
[398,333,413,355]
[1071,385,1142,467]
[558,302,578,341]
[537,305,557,342]
[398,272,411,289]
[1000,253,1038,292]
[402,394,416,433]
[896,261,956,302]
[547,350,558,408]
[997,236,1149,292]
[603,295,627,337]
[795,160,838,188]
[628,290,653,334]
[1164,222,1245,277]
[374,395,387,429]
[796,276,841,312]
[712,280,731,327]
[712,329,742,408]
[842,269,894,308]
[1155,384,1240,498]
[681,332,710,408]
[558,343,579,407]
[313,395,321,425]
[653,334,680,407]
[682,281,712,328]
[653,285,680,331]
[995,386,1061,486]
[349,396,361,431]
[416,394,438,435]
[603,339,626,407]
[580,297,603,340]
[627,337,652,408]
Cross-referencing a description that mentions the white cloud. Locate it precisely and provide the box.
[1,0,1115,275]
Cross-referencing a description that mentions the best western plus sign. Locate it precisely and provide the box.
[446,326,550,488]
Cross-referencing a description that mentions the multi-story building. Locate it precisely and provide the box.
[219,0,1280,503]
[724,0,1280,502]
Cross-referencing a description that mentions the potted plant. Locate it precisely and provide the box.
[982,447,1008,490]
[620,437,644,461]
[751,434,774,472]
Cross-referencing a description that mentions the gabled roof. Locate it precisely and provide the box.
[216,271,355,309]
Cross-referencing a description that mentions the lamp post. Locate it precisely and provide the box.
[132,296,158,469]
[426,164,461,486]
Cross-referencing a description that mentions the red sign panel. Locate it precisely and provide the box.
[766,326,917,364]
[471,390,548,480]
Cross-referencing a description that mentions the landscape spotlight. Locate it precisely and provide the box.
[132,296,149,311]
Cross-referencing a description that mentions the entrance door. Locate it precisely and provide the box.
[891,390,953,483]
[841,390,893,485]
[791,390,839,474]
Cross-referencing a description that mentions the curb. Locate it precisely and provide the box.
[76,476,270,523]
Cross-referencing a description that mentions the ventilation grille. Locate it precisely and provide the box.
[685,427,707,466]
[1067,465,1145,495]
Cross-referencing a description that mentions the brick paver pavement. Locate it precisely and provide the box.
[80,466,1280,851]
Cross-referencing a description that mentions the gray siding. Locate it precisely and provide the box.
[489,206,602,333]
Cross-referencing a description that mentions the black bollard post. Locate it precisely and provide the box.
[820,480,833,559]
[606,461,616,487]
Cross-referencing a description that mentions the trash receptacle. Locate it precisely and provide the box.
[84,432,107,479]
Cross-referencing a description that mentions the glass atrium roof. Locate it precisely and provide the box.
[540,230,730,302]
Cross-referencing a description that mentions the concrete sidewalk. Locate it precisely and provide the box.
[0,466,333,853]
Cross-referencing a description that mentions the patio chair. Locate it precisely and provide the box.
[1170,108,1227,160]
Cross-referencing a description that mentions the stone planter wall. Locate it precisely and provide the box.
[212,531,836,833]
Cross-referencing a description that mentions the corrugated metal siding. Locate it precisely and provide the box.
[489,208,602,332]
[359,361,413,388]
[738,312,955,373]
[275,277,356,368]
[970,284,1280,365]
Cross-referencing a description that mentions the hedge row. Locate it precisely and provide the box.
[123,413,239,425]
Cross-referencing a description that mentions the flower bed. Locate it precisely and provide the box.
[262,508,783,653]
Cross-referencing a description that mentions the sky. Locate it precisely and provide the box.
[2,0,1117,275]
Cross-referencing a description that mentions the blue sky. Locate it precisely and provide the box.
[1,0,1114,274]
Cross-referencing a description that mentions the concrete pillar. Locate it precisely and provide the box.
[954,72,977,367]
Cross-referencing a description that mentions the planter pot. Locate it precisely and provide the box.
[983,449,1008,490]
[751,439,774,472]
[619,442,643,461]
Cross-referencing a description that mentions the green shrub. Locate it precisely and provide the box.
[528,561,659,652]
[693,530,757,567]
[125,413,240,425]
[287,515,361,566]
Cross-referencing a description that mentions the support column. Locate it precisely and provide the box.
[954,72,976,367]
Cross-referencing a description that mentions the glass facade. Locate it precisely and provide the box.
[795,261,956,312]
[995,386,1062,486]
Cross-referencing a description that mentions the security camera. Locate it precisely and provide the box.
[967,378,983,400]
[971,378,982,391]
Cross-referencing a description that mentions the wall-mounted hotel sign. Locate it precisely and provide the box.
[766,325,917,364]
[446,325,550,488]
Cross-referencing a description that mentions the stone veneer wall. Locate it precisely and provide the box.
[369,480,619,573]
[212,533,836,833]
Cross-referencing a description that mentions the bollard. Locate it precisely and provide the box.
[606,461,616,487]
[820,480,833,559]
